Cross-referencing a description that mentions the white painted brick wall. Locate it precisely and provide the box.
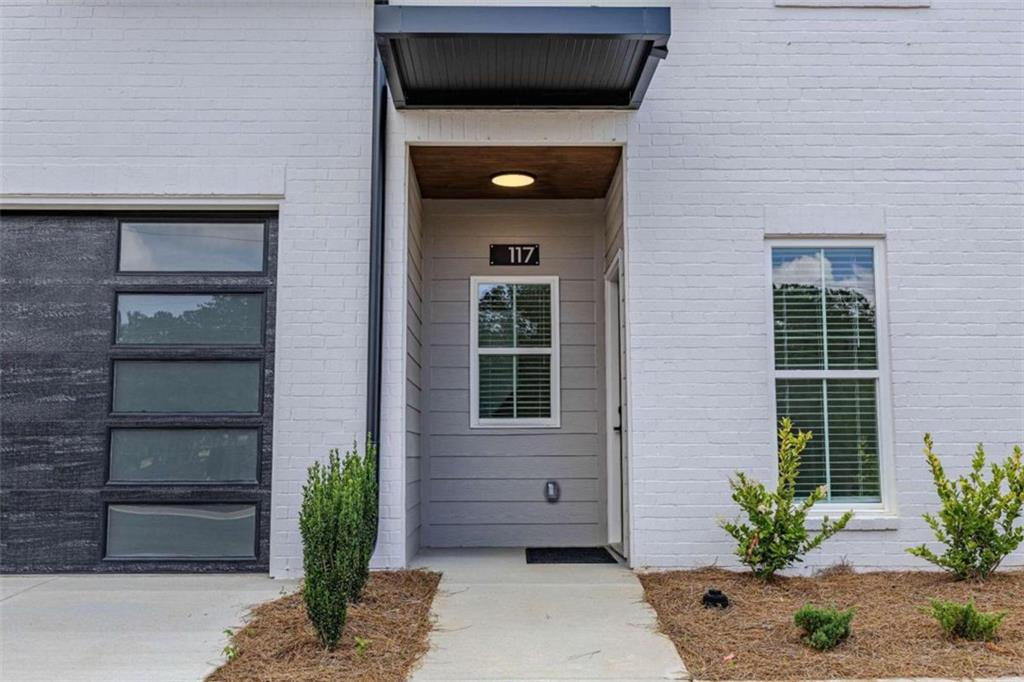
[0,0,405,577]
[3,0,1021,573]
[620,0,1023,570]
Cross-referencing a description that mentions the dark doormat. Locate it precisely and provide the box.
[525,547,618,564]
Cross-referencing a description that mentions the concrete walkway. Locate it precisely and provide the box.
[0,574,298,682]
[411,548,687,681]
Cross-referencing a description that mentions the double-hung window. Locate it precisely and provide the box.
[470,276,560,428]
[769,242,889,506]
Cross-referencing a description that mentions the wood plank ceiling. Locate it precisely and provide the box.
[409,146,622,200]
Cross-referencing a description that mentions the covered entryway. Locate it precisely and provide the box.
[375,3,670,567]
[404,145,631,557]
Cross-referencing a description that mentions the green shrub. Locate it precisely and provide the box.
[347,439,378,602]
[925,598,1006,641]
[721,418,853,579]
[221,628,239,662]
[794,603,855,650]
[299,441,378,649]
[907,435,1023,580]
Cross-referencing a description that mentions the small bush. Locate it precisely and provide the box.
[794,604,855,651]
[221,629,239,662]
[721,418,853,579]
[299,441,378,649]
[907,435,1023,580]
[347,440,378,602]
[925,598,1007,641]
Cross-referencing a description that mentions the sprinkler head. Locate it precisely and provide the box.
[702,589,729,609]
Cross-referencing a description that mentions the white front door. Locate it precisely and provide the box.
[605,252,629,559]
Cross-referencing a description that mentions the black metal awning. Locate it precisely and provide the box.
[374,5,671,109]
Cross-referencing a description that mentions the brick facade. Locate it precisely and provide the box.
[2,0,1021,575]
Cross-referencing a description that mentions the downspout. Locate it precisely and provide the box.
[367,4,388,549]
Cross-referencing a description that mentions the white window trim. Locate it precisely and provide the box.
[764,238,897,519]
[469,275,560,429]
[775,1,929,7]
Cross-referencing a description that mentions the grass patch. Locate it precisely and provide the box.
[639,567,1023,680]
[208,570,440,682]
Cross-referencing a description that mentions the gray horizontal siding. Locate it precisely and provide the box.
[430,456,599,479]
[604,160,624,267]
[430,501,599,525]
[421,199,605,548]
[427,524,602,547]
[431,478,600,502]
[429,433,598,456]
[406,171,424,562]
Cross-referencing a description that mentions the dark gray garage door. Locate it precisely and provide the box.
[1,213,277,572]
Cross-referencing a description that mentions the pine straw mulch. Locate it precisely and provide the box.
[207,570,441,682]
[639,567,1024,681]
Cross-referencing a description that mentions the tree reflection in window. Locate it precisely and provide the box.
[117,293,262,345]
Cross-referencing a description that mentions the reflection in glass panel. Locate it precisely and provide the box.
[478,282,552,350]
[478,284,514,348]
[116,294,262,345]
[822,248,876,370]
[772,248,824,370]
[479,355,514,419]
[112,361,261,413]
[106,504,256,558]
[514,284,552,348]
[773,247,877,371]
[119,222,264,272]
[109,429,258,482]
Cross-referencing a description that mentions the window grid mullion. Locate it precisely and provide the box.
[512,356,518,419]
[775,369,877,380]
[478,347,551,355]
[821,378,832,502]
[511,284,518,349]
[511,285,518,418]
[781,277,789,367]
[820,247,829,372]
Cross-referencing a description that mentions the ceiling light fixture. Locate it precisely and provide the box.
[490,172,536,188]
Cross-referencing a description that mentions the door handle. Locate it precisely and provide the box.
[613,424,622,432]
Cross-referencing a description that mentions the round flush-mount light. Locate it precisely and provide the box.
[490,172,536,188]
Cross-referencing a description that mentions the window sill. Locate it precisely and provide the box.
[807,514,899,531]
[470,422,561,430]
[776,1,929,7]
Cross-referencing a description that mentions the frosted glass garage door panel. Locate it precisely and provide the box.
[105,504,256,558]
[119,222,265,272]
[116,294,263,345]
[112,361,261,413]
[109,429,259,483]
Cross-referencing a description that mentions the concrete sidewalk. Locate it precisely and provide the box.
[0,573,298,682]
[410,548,687,681]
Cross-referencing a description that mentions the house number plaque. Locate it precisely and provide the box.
[489,244,540,266]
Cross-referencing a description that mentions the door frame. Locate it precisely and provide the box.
[604,249,629,560]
